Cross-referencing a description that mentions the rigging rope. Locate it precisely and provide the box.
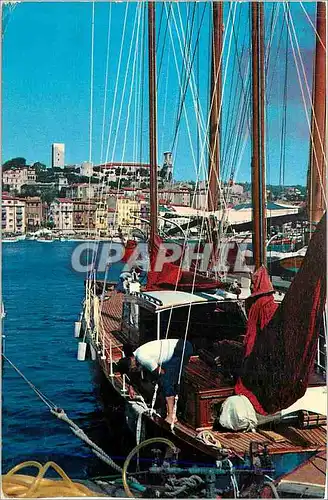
[300,2,326,51]
[100,2,112,166]
[284,3,327,205]
[88,3,141,287]
[279,18,289,189]
[2,354,56,410]
[89,2,95,164]
[169,3,208,154]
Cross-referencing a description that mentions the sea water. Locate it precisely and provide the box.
[2,240,130,479]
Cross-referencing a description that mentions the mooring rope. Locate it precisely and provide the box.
[2,353,123,473]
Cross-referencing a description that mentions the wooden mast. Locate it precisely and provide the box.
[148,2,158,247]
[251,2,266,270]
[207,2,223,213]
[307,2,326,231]
[259,3,267,266]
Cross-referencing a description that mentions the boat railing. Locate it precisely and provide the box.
[132,291,163,307]
[316,311,327,374]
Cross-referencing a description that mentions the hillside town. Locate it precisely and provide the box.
[2,143,305,237]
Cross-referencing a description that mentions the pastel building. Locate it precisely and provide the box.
[50,198,73,231]
[25,196,44,230]
[2,195,26,234]
[3,167,36,193]
[72,200,96,231]
[95,200,108,234]
[116,198,141,230]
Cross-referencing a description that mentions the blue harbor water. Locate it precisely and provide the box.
[2,241,314,481]
[2,240,130,479]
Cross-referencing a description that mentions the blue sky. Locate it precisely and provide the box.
[2,2,317,185]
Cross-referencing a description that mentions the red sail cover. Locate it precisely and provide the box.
[235,213,326,415]
[121,239,137,263]
[146,234,221,291]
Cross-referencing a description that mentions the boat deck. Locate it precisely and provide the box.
[97,288,327,459]
[277,451,326,498]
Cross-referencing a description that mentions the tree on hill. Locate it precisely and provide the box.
[36,169,57,183]
[40,187,59,205]
[32,162,47,174]
[21,185,40,197]
[3,157,27,170]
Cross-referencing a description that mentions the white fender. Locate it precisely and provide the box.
[74,321,81,338]
[77,342,87,361]
[90,344,97,361]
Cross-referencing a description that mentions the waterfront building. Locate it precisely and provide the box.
[107,207,116,235]
[72,200,96,232]
[52,143,65,168]
[95,200,108,235]
[3,167,36,193]
[116,197,141,230]
[50,198,73,232]
[25,196,44,231]
[2,195,26,234]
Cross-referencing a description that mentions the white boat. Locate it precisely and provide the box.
[2,237,19,243]
[36,237,54,243]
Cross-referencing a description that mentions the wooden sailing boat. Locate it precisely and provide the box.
[79,1,326,470]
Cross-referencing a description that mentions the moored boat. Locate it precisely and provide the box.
[76,0,326,488]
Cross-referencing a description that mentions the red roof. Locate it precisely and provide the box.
[57,198,73,203]
[2,194,24,202]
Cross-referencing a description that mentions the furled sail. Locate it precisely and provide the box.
[146,234,221,291]
[235,213,326,415]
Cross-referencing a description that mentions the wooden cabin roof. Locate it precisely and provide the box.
[131,289,245,312]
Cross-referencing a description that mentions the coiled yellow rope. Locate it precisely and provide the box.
[2,461,100,497]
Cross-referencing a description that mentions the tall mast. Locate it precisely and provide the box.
[251,2,266,270]
[307,2,326,231]
[207,2,223,213]
[259,2,267,265]
[148,2,158,247]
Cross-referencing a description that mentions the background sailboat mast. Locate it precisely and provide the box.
[307,2,326,231]
[148,2,158,246]
[251,2,266,269]
[207,2,223,213]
